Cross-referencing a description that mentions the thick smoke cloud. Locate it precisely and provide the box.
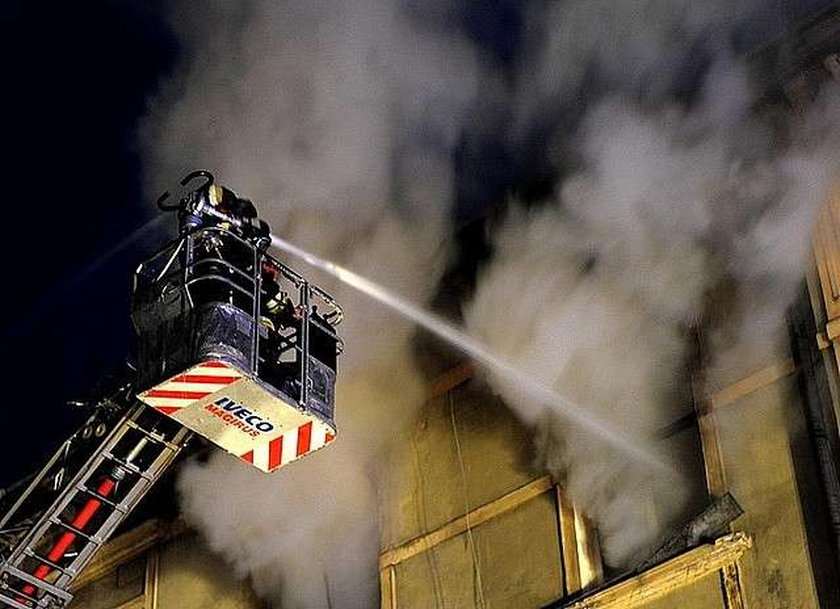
[514,0,763,126]
[466,5,840,565]
[142,0,840,600]
[144,1,477,606]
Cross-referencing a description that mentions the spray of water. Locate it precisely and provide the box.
[270,232,676,475]
[3,215,168,339]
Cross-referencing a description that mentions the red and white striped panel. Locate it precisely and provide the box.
[240,420,336,472]
[139,361,243,415]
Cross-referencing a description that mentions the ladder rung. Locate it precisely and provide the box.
[100,452,153,481]
[123,420,181,451]
[0,590,35,609]
[22,549,73,577]
[1,563,73,602]
[48,518,99,545]
[0,583,39,609]
[74,485,125,514]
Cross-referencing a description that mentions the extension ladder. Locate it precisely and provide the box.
[0,403,191,608]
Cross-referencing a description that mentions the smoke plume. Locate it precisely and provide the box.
[466,4,840,565]
[142,0,840,601]
[144,1,477,606]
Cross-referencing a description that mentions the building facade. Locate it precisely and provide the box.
[68,9,840,609]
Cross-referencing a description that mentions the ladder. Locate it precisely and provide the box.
[0,403,191,608]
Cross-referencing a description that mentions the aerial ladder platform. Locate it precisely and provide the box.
[0,171,343,607]
[0,401,190,608]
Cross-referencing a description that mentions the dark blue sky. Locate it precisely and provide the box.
[0,1,176,485]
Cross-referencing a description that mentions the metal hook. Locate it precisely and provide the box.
[156,170,216,211]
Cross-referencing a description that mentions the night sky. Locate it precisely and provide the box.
[0,2,176,486]
[0,0,527,489]
[0,0,835,490]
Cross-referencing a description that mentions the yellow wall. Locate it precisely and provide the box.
[714,376,821,608]
[382,384,568,608]
[71,528,262,609]
[154,533,262,609]
[70,316,837,609]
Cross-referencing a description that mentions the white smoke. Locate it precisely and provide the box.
[142,0,840,598]
[466,6,840,566]
[144,1,478,606]
[514,0,763,127]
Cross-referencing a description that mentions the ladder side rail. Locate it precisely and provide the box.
[71,422,190,542]
[0,405,191,607]
[0,406,106,534]
[0,445,70,540]
[1,406,139,571]
[51,425,191,590]
[299,280,310,407]
[1,565,73,604]
[0,404,146,606]
[251,246,261,374]
[0,589,37,609]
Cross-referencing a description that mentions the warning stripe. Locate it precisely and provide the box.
[201,361,231,368]
[159,382,235,394]
[296,422,313,456]
[144,389,214,400]
[142,396,197,407]
[168,374,240,384]
[154,406,182,415]
[268,435,284,470]
[138,360,243,416]
[241,420,335,472]
[185,366,243,377]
